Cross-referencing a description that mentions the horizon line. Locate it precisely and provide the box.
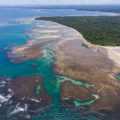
[0,3,120,7]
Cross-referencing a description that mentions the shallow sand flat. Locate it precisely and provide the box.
[32,29,60,34]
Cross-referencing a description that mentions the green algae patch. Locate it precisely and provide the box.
[56,76,93,89]
[35,85,41,95]
[56,75,100,107]
[73,94,100,107]
[116,73,120,80]
[74,99,93,107]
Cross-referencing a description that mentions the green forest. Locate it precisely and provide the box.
[36,16,120,46]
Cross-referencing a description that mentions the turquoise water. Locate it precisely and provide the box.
[0,23,36,77]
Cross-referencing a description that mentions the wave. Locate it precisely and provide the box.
[7,103,28,116]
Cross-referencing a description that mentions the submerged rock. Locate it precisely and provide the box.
[6,75,51,106]
[0,75,51,118]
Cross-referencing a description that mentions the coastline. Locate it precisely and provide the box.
[68,24,120,68]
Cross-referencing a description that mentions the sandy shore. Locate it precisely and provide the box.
[102,46,120,67]
[66,25,120,68]
[66,26,120,68]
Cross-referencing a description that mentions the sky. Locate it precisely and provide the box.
[0,0,119,5]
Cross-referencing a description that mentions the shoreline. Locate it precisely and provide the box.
[66,23,120,68]
[101,46,120,67]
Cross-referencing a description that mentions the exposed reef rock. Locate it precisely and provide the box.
[6,75,51,105]
[8,44,43,63]
[52,23,120,110]
[61,81,97,105]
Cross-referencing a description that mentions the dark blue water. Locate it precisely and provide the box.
[0,7,119,21]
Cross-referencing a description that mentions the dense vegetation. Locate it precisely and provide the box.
[36,16,120,46]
